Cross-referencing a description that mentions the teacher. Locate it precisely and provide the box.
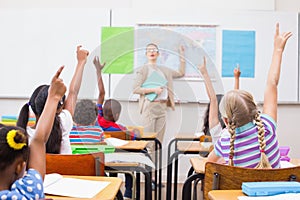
[133,43,186,145]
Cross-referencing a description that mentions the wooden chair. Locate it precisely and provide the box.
[46,152,105,176]
[46,152,124,199]
[203,162,300,200]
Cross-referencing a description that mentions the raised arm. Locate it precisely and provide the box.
[263,23,292,121]
[234,65,241,90]
[93,56,106,105]
[179,45,186,75]
[199,56,219,129]
[64,45,89,116]
[28,66,66,179]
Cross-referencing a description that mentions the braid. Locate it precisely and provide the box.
[228,121,236,166]
[254,112,272,169]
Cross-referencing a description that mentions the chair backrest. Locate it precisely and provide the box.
[104,131,131,140]
[46,152,105,176]
[203,162,300,200]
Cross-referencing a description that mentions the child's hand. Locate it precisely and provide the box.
[93,56,106,72]
[179,45,185,55]
[198,56,208,75]
[234,67,241,79]
[274,23,292,52]
[76,45,89,63]
[48,66,66,101]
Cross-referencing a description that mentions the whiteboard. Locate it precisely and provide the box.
[110,9,299,103]
[0,8,110,98]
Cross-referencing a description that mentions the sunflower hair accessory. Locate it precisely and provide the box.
[6,130,27,150]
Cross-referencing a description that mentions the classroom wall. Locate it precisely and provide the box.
[0,0,299,183]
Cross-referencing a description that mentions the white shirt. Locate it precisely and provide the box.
[27,109,73,154]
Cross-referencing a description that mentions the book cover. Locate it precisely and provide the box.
[142,71,167,101]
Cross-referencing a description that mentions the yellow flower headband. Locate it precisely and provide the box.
[6,130,27,150]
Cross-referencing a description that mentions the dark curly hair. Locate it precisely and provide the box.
[0,124,29,171]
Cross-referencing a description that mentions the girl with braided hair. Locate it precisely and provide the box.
[203,23,292,168]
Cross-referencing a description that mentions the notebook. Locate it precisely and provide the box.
[142,71,167,101]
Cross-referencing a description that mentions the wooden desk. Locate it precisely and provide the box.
[138,132,162,200]
[190,157,207,173]
[141,131,158,139]
[45,175,122,200]
[208,190,245,200]
[116,140,149,151]
[166,137,209,200]
[189,157,300,175]
[105,150,153,200]
[177,141,212,153]
[290,158,300,166]
[105,161,152,200]
[186,157,300,200]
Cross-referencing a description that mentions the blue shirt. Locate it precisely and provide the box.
[0,169,44,200]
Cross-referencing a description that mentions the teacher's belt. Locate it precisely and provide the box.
[153,99,168,103]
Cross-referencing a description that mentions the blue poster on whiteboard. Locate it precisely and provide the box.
[222,30,255,78]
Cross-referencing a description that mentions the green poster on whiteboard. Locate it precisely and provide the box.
[101,27,134,74]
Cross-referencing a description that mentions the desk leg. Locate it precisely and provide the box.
[166,159,173,200]
[193,178,202,200]
[166,138,177,200]
[182,173,205,200]
[136,172,140,200]
[167,151,181,200]
[174,152,179,200]
[106,166,152,200]
[188,166,194,177]
[154,140,158,200]
[158,139,162,200]
[141,167,152,200]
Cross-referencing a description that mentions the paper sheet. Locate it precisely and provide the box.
[105,152,155,168]
[44,173,110,198]
[104,137,129,147]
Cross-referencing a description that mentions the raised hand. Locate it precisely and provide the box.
[198,56,207,75]
[93,56,106,72]
[179,45,185,61]
[76,45,89,63]
[179,45,185,54]
[274,23,292,52]
[49,66,66,101]
[234,66,241,79]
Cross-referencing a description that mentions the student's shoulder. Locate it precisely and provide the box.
[260,113,276,127]
[5,169,44,199]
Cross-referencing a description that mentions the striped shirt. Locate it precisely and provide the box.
[70,126,104,144]
[214,114,281,168]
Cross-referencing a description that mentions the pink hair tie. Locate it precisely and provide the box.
[229,155,233,159]
[260,149,265,153]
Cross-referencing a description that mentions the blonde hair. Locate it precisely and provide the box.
[219,90,271,168]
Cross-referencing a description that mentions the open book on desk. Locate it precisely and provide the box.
[142,71,167,101]
[44,173,110,198]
